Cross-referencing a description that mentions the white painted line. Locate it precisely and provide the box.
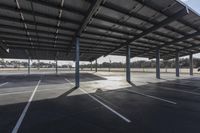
[125,89,177,105]
[147,83,200,96]
[12,80,41,133]
[157,86,200,96]
[64,78,131,123]
[0,82,8,87]
[0,90,32,96]
[79,87,131,123]
[0,85,70,96]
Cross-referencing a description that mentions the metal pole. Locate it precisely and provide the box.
[126,45,131,82]
[56,59,58,75]
[176,51,180,77]
[90,61,92,71]
[28,58,30,75]
[189,54,193,75]
[75,37,80,88]
[109,59,111,72]
[37,60,40,70]
[156,48,160,79]
[95,59,97,72]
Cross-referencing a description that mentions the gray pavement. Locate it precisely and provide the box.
[0,72,200,133]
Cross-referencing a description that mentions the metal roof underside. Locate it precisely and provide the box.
[0,0,200,61]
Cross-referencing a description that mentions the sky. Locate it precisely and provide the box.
[181,0,200,14]
[3,0,200,65]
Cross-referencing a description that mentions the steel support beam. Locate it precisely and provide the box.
[15,0,33,47]
[29,0,85,16]
[141,31,200,58]
[158,42,200,60]
[90,61,92,71]
[67,0,103,55]
[0,24,73,39]
[0,15,76,32]
[37,60,40,70]
[95,59,97,72]
[175,51,180,77]
[134,0,199,33]
[2,23,190,48]
[109,59,111,72]
[104,8,188,56]
[55,59,58,75]
[156,48,160,79]
[28,58,31,75]
[101,1,200,44]
[75,37,80,88]
[189,54,193,76]
[126,46,131,82]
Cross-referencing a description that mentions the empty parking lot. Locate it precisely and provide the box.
[0,72,200,133]
[1,0,200,132]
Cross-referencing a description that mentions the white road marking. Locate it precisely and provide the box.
[125,89,177,105]
[64,78,131,123]
[147,82,200,96]
[0,86,69,96]
[0,90,32,96]
[12,80,41,133]
[0,82,8,87]
[156,86,200,96]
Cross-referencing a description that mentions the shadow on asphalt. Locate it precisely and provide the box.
[0,76,200,133]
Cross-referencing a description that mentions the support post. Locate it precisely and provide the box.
[126,45,131,82]
[156,48,160,79]
[75,37,80,88]
[28,58,30,75]
[109,59,111,72]
[90,61,92,71]
[176,51,180,77]
[95,59,97,72]
[55,59,58,75]
[189,54,193,76]
[37,60,40,70]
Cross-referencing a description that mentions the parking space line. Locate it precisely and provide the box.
[157,86,200,96]
[125,89,177,105]
[146,83,200,96]
[12,80,41,133]
[0,82,8,87]
[64,78,131,123]
[0,90,32,96]
[0,85,70,96]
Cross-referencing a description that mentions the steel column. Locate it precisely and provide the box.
[55,59,58,75]
[176,51,180,77]
[90,61,92,71]
[28,58,30,75]
[189,54,193,75]
[109,59,111,72]
[126,45,131,82]
[37,60,40,70]
[156,48,160,79]
[75,37,80,88]
[95,59,97,72]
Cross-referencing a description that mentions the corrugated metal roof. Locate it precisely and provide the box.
[0,0,200,61]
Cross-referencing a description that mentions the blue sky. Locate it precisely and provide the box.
[181,0,200,14]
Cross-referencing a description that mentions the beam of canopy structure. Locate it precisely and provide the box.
[0,0,200,61]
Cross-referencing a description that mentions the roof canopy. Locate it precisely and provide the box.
[0,0,200,61]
